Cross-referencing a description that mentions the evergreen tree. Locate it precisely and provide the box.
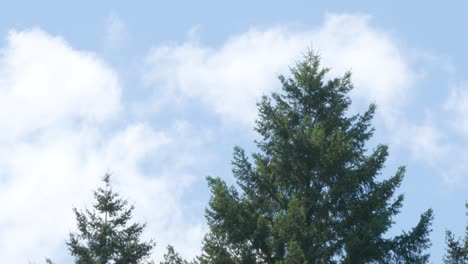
[444,204,468,263]
[160,245,195,264]
[67,173,155,264]
[199,52,433,264]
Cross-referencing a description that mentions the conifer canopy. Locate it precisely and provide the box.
[67,174,155,264]
[199,52,433,264]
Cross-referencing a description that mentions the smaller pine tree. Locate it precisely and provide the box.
[160,245,198,264]
[160,246,186,264]
[444,203,468,264]
[67,173,155,264]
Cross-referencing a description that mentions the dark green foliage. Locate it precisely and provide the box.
[160,245,197,264]
[199,52,433,264]
[67,173,155,264]
[160,246,185,264]
[444,204,468,263]
[44,258,55,264]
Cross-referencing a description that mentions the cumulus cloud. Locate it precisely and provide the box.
[0,29,121,140]
[0,29,203,262]
[144,13,468,189]
[145,14,413,125]
[145,13,468,187]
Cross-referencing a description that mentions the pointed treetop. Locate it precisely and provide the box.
[199,50,433,263]
[67,172,154,264]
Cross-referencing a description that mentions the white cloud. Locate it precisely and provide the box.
[145,14,413,125]
[144,13,468,186]
[0,29,121,140]
[444,84,468,135]
[423,84,468,184]
[406,122,448,163]
[144,12,468,188]
[0,29,204,262]
[99,123,207,259]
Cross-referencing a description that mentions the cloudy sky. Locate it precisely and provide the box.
[1,1,468,262]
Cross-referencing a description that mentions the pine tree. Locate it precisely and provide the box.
[199,51,433,264]
[67,173,155,264]
[160,245,195,264]
[444,204,468,263]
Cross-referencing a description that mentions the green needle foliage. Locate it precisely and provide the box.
[160,245,197,264]
[67,173,155,264]
[199,51,433,264]
[444,203,468,263]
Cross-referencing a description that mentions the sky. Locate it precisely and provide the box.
[1,1,468,262]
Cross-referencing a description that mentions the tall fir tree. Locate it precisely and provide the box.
[67,173,155,264]
[444,203,468,263]
[199,52,433,264]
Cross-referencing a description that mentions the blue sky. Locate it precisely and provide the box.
[1,1,468,262]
